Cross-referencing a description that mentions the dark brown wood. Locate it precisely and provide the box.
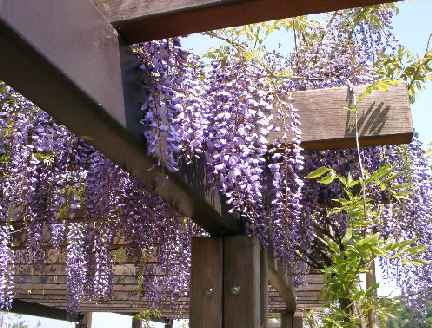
[0,0,242,237]
[281,312,293,328]
[10,300,80,322]
[223,236,261,328]
[76,313,92,328]
[132,317,142,328]
[293,315,303,328]
[165,319,174,328]
[92,0,400,44]
[190,237,223,328]
[271,84,413,150]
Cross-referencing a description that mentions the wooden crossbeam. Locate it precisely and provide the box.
[10,300,81,322]
[268,256,296,312]
[273,84,412,150]
[92,0,400,44]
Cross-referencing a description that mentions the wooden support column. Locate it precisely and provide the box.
[224,236,261,328]
[165,319,174,328]
[132,317,141,328]
[76,313,92,328]
[280,312,293,328]
[260,248,269,328]
[293,315,304,328]
[190,237,223,328]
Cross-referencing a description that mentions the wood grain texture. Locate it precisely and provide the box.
[223,236,260,328]
[271,84,413,150]
[190,237,223,328]
[92,0,400,43]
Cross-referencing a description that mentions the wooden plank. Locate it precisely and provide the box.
[223,236,260,328]
[190,237,223,328]
[0,0,243,237]
[267,257,296,312]
[271,84,413,150]
[92,0,400,44]
[10,300,80,322]
[15,264,140,276]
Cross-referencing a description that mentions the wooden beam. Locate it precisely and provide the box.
[0,0,242,237]
[92,0,400,44]
[267,257,296,313]
[190,237,223,328]
[10,300,80,322]
[271,84,413,150]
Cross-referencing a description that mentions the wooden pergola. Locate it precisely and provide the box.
[0,0,410,327]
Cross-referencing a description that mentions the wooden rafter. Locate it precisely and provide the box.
[92,0,400,44]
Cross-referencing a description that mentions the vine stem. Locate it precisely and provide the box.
[347,83,368,219]
[348,82,377,328]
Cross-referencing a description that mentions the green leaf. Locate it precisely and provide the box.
[319,172,336,185]
[305,166,332,179]
[341,227,353,245]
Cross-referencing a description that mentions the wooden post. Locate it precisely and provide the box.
[293,315,303,328]
[76,313,92,328]
[132,317,141,328]
[260,248,268,328]
[280,312,293,328]
[165,319,174,328]
[223,236,261,328]
[190,237,223,328]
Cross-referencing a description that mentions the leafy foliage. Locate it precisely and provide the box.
[306,165,426,327]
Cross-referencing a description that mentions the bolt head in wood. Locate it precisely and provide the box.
[230,286,240,295]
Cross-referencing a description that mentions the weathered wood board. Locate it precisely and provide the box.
[271,84,413,150]
[92,0,400,43]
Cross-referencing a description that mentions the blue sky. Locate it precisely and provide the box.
[393,0,432,146]
[8,1,431,327]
